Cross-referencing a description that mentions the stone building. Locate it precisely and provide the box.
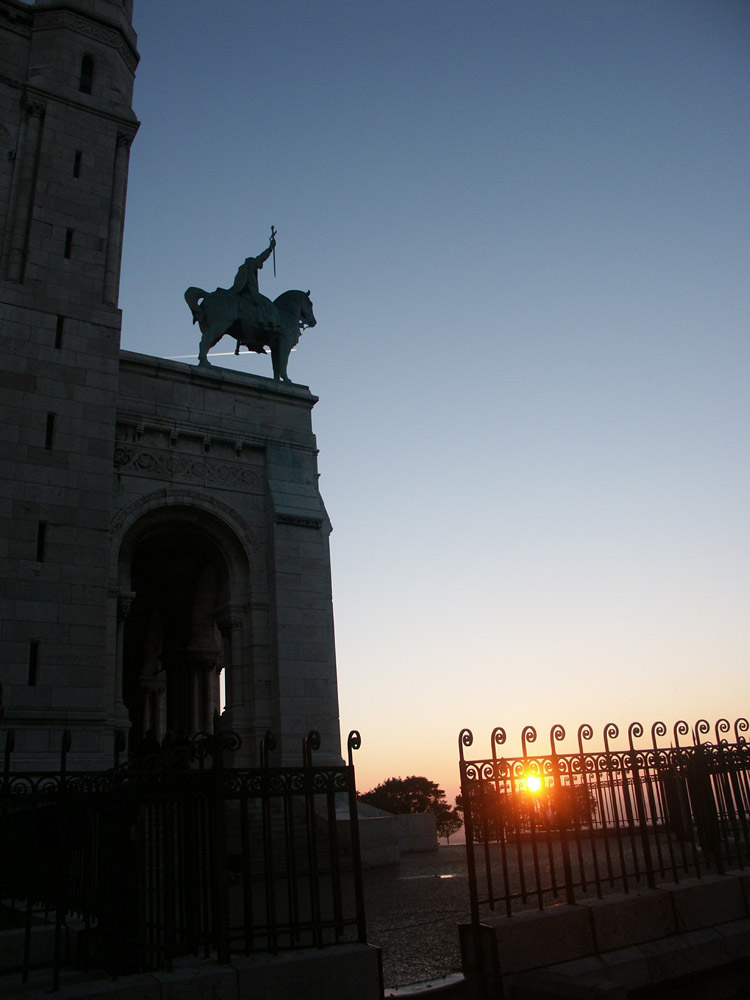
[0,0,342,769]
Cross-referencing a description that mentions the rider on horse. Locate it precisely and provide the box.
[230,234,278,347]
[185,229,315,379]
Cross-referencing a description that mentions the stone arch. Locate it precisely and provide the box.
[114,492,254,752]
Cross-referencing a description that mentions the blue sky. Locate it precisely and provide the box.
[120,0,750,801]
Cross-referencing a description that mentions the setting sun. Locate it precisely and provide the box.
[526,774,542,793]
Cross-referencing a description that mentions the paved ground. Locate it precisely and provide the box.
[362,845,472,990]
[362,843,750,997]
[5,844,750,998]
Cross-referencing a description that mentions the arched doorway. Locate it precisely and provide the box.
[122,519,232,751]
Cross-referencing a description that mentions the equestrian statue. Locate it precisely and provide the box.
[184,230,316,383]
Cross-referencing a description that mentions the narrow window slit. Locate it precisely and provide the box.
[79,55,94,94]
[45,412,55,449]
[36,522,46,562]
[28,642,39,686]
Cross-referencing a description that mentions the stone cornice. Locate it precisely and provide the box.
[275,513,323,530]
[115,409,289,458]
[21,82,140,135]
[0,2,33,38]
[119,351,319,408]
[33,5,139,71]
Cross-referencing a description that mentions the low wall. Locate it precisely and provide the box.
[340,804,438,867]
[358,814,401,867]
[0,944,383,1000]
[460,870,750,998]
[397,811,438,853]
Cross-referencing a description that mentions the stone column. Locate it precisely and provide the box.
[115,590,136,724]
[6,101,45,282]
[185,647,221,733]
[103,130,133,305]
[216,604,256,757]
[216,610,241,707]
[138,674,165,741]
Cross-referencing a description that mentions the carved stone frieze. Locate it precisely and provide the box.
[215,601,245,635]
[24,100,46,120]
[186,650,221,673]
[217,617,243,635]
[116,129,137,149]
[113,444,265,493]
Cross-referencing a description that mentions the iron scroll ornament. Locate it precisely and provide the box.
[550,724,566,756]
[458,728,474,764]
[491,727,507,761]
[347,730,362,768]
[715,718,731,744]
[673,720,689,748]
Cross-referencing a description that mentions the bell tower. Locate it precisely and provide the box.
[0,0,139,764]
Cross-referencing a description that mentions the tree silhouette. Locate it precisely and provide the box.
[360,775,463,840]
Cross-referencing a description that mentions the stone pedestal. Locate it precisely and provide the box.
[110,354,341,767]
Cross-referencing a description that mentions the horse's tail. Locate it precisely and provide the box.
[184,286,206,325]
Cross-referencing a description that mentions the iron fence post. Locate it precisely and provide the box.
[550,726,575,905]
[459,730,480,928]
[303,731,323,948]
[260,731,278,953]
[627,724,655,889]
[346,731,367,943]
[212,712,231,963]
[0,730,13,934]
[51,730,73,990]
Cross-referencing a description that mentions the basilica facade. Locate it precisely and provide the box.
[0,0,341,768]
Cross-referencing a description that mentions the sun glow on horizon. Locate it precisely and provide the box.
[526,774,542,794]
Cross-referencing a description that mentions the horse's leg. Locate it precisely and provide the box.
[275,340,292,383]
[198,325,223,366]
[270,342,281,380]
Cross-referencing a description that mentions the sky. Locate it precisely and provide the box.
[119,0,750,805]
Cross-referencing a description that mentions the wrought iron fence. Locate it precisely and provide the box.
[459,718,750,924]
[0,723,366,990]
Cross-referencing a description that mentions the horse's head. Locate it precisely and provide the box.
[273,289,317,330]
[299,290,316,331]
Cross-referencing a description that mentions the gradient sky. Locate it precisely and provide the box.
[119,0,750,804]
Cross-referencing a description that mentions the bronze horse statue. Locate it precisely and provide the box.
[184,285,316,383]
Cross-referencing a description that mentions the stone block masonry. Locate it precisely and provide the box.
[1,2,342,770]
[460,871,750,998]
[111,354,342,768]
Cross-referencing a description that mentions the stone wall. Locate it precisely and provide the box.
[0,0,139,766]
[1,2,343,768]
[460,871,750,998]
[112,353,341,767]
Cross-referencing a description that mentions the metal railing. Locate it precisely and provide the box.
[0,723,366,990]
[459,718,750,924]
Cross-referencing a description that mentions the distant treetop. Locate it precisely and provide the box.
[359,775,462,841]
